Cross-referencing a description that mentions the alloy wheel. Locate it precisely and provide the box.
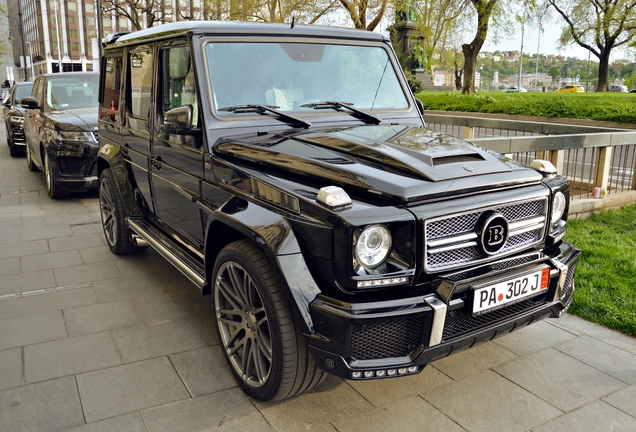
[215,261,273,388]
[99,177,118,247]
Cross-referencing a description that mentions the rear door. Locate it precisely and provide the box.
[150,39,205,248]
[122,44,155,213]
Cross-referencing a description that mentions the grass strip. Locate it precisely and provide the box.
[565,205,636,336]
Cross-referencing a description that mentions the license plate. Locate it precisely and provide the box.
[472,266,550,315]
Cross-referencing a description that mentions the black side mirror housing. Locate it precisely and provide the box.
[21,96,40,109]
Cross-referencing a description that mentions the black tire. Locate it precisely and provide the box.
[25,142,38,171]
[212,240,326,401]
[99,168,141,254]
[44,151,68,199]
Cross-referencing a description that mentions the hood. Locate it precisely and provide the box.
[44,107,98,132]
[214,125,543,203]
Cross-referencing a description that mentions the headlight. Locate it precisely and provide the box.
[9,116,23,123]
[551,191,566,225]
[355,225,392,269]
[56,130,91,142]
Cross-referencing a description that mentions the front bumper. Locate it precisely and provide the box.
[48,145,99,192]
[306,241,580,380]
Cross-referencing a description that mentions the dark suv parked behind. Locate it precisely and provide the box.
[22,72,100,198]
[98,22,580,401]
[3,81,33,157]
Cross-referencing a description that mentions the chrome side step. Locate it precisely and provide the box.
[127,218,206,289]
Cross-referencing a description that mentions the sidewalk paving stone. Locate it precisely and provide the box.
[111,317,208,363]
[345,365,452,407]
[492,320,578,356]
[552,314,636,353]
[21,286,97,315]
[142,388,272,432]
[63,298,146,337]
[63,412,149,432]
[21,250,84,272]
[556,335,636,384]
[76,357,190,422]
[137,289,213,323]
[0,269,56,296]
[431,341,517,380]
[253,375,373,432]
[187,312,219,346]
[422,370,562,432]
[331,395,465,432]
[602,384,636,417]
[92,273,166,303]
[531,401,636,432]
[20,225,74,241]
[53,261,121,286]
[24,332,121,384]
[0,256,20,276]
[494,348,626,412]
[0,376,84,432]
[0,297,23,320]
[0,239,49,260]
[49,233,105,252]
[169,346,237,397]
[79,245,122,264]
[0,347,22,391]
[0,310,67,350]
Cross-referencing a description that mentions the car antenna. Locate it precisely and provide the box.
[291,16,295,29]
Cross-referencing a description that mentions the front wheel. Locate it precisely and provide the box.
[212,240,326,401]
[99,168,141,254]
[44,152,68,199]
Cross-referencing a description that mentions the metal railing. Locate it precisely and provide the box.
[424,113,636,199]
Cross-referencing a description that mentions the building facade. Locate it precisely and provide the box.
[6,0,203,80]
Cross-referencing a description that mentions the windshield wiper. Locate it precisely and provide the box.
[300,101,381,125]
[218,104,311,128]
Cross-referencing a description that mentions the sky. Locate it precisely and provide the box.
[482,22,630,62]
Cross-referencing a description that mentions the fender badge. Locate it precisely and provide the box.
[463,165,475,172]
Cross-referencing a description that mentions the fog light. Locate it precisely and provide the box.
[387,369,397,376]
[408,366,418,373]
[364,371,374,378]
[352,371,362,379]
[398,368,408,375]
[376,370,386,377]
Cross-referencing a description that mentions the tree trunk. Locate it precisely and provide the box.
[461,0,495,94]
[596,49,612,92]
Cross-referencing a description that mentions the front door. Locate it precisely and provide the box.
[150,40,205,248]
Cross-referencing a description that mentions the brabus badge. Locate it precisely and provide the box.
[463,165,475,172]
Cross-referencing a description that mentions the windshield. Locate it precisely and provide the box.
[14,84,33,101]
[205,42,409,117]
[45,76,99,111]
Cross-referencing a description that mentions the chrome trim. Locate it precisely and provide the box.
[131,235,149,248]
[508,216,545,231]
[424,295,447,347]
[509,222,546,236]
[428,241,478,255]
[427,232,478,248]
[551,260,569,302]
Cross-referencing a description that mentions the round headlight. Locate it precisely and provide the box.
[355,225,392,269]
[551,192,566,225]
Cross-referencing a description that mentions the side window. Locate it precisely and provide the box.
[101,56,123,119]
[33,78,44,103]
[158,45,198,128]
[128,45,153,119]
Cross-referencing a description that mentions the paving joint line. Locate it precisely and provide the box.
[0,282,93,301]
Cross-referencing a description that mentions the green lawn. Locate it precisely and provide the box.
[565,205,636,336]
[416,90,636,124]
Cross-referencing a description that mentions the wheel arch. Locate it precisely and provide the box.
[97,148,144,217]
[203,202,321,334]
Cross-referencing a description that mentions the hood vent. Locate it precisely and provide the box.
[432,153,485,166]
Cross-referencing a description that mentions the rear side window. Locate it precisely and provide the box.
[128,45,153,119]
[102,56,123,114]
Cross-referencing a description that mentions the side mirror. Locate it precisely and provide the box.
[21,96,40,109]
[164,105,192,131]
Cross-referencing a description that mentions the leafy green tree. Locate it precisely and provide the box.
[338,0,388,30]
[548,0,636,91]
[462,0,500,94]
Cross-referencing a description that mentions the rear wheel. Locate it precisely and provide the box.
[44,152,68,199]
[99,168,141,254]
[212,240,326,401]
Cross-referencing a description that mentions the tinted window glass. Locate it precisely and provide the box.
[129,45,153,119]
[159,45,197,127]
[102,56,122,112]
[45,75,99,111]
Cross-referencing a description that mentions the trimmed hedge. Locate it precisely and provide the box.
[416,90,636,124]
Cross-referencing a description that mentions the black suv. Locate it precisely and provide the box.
[22,72,100,198]
[98,22,580,401]
[3,81,33,157]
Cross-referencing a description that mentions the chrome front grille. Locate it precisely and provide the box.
[425,197,548,272]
